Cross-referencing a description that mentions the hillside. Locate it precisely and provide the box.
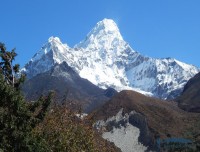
[89,90,200,151]
[177,72,200,112]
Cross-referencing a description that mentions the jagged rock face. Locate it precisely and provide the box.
[176,72,200,112]
[21,18,199,99]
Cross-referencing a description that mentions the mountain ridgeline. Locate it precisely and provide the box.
[21,18,199,100]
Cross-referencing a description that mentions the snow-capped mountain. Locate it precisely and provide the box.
[21,37,72,77]
[126,57,199,99]
[22,18,199,99]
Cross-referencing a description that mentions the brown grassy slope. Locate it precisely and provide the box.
[90,90,200,140]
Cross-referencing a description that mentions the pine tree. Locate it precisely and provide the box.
[0,43,52,152]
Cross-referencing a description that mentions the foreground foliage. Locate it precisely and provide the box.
[33,103,119,152]
[0,43,52,151]
[34,104,95,151]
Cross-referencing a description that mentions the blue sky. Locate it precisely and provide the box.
[1,0,200,67]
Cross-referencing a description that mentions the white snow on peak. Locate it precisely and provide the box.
[48,36,62,43]
[22,36,73,78]
[22,19,200,99]
[47,37,70,57]
[75,18,123,49]
[95,18,121,34]
[70,19,139,92]
[174,59,197,72]
[89,18,121,37]
[31,36,69,62]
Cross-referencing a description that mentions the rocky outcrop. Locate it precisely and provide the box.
[94,109,153,152]
[90,90,200,151]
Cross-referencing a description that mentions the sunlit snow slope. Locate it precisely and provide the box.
[22,18,199,99]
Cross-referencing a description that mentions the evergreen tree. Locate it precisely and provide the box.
[0,43,52,152]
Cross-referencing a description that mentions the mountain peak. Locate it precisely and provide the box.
[88,18,122,38]
[75,18,124,48]
[48,36,59,41]
[31,36,65,62]
[48,36,64,45]
[97,18,119,32]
